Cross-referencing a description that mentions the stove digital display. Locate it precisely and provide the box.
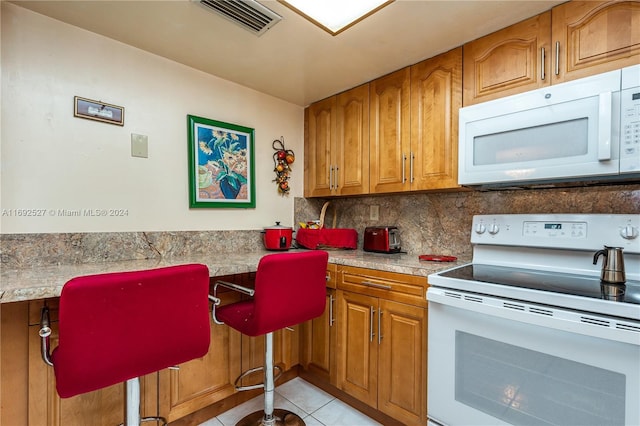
[523,221,587,238]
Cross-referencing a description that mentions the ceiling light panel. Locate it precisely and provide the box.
[278,0,394,35]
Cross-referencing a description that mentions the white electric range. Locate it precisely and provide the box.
[427,214,640,426]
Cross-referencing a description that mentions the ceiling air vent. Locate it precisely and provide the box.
[197,0,282,36]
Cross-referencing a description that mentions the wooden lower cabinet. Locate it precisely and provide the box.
[26,299,157,426]
[336,291,378,407]
[300,288,337,385]
[9,266,426,425]
[335,266,428,426]
[19,272,302,426]
[377,299,427,425]
[158,289,242,423]
[159,272,301,422]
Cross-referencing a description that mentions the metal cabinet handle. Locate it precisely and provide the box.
[555,41,560,76]
[541,47,546,80]
[329,294,335,326]
[329,166,334,190]
[362,281,392,290]
[285,326,295,332]
[335,167,339,189]
[378,309,383,345]
[410,152,415,183]
[370,307,376,342]
[402,154,407,183]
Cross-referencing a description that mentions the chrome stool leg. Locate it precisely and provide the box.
[125,378,141,426]
[123,377,168,426]
[236,332,305,426]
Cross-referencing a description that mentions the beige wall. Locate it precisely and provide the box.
[0,3,304,234]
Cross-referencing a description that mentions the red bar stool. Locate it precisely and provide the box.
[210,251,329,426]
[38,264,211,425]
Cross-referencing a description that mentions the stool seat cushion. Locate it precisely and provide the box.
[217,251,328,337]
[52,264,211,398]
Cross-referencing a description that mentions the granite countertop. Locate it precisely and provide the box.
[0,249,469,304]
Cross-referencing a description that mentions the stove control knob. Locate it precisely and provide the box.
[488,224,500,235]
[620,225,639,240]
[475,224,486,234]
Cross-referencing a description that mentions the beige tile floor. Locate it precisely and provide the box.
[198,377,382,426]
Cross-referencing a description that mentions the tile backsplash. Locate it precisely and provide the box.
[294,184,640,259]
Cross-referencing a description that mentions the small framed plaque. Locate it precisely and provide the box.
[74,96,124,126]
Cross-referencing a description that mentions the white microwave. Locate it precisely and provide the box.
[458,64,640,188]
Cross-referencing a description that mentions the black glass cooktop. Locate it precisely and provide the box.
[440,264,640,305]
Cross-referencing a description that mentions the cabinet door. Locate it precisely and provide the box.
[27,317,134,425]
[463,12,551,105]
[378,300,427,426]
[304,97,336,197]
[336,290,378,407]
[158,291,242,423]
[301,289,336,385]
[552,0,640,83]
[410,47,462,191]
[336,84,370,196]
[369,68,411,193]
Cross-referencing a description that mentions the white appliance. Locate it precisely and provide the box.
[458,65,640,187]
[427,214,640,426]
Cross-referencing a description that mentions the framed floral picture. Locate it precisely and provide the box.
[187,115,255,208]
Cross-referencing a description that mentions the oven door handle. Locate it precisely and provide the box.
[427,287,640,346]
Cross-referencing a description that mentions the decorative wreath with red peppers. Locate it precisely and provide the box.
[272,137,295,194]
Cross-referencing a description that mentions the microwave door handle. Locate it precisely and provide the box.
[598,91,612,161]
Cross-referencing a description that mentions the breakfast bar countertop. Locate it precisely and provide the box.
[0,250,468,303]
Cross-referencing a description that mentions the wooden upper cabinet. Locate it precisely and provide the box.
[410,47,462,190]
[463,12,552,105]
[336,84,370,196]
[304,85,369,197]
[369,68,411,194]
[304,96,336,197]
[552,0,640,83]
[464,1,640,105]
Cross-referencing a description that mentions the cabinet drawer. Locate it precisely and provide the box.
[339,266,428,307]
[326,263,338,289]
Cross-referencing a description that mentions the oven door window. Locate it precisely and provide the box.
[455,331,625,425]
[427,298,640,426]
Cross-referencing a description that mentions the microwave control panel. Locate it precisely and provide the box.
[621,86,640,173]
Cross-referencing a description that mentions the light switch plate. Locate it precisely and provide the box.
[131,134,148,158]
[370,205,379,221]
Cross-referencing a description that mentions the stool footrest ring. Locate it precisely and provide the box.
[234,365,283,392]
[118,416,167,426]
